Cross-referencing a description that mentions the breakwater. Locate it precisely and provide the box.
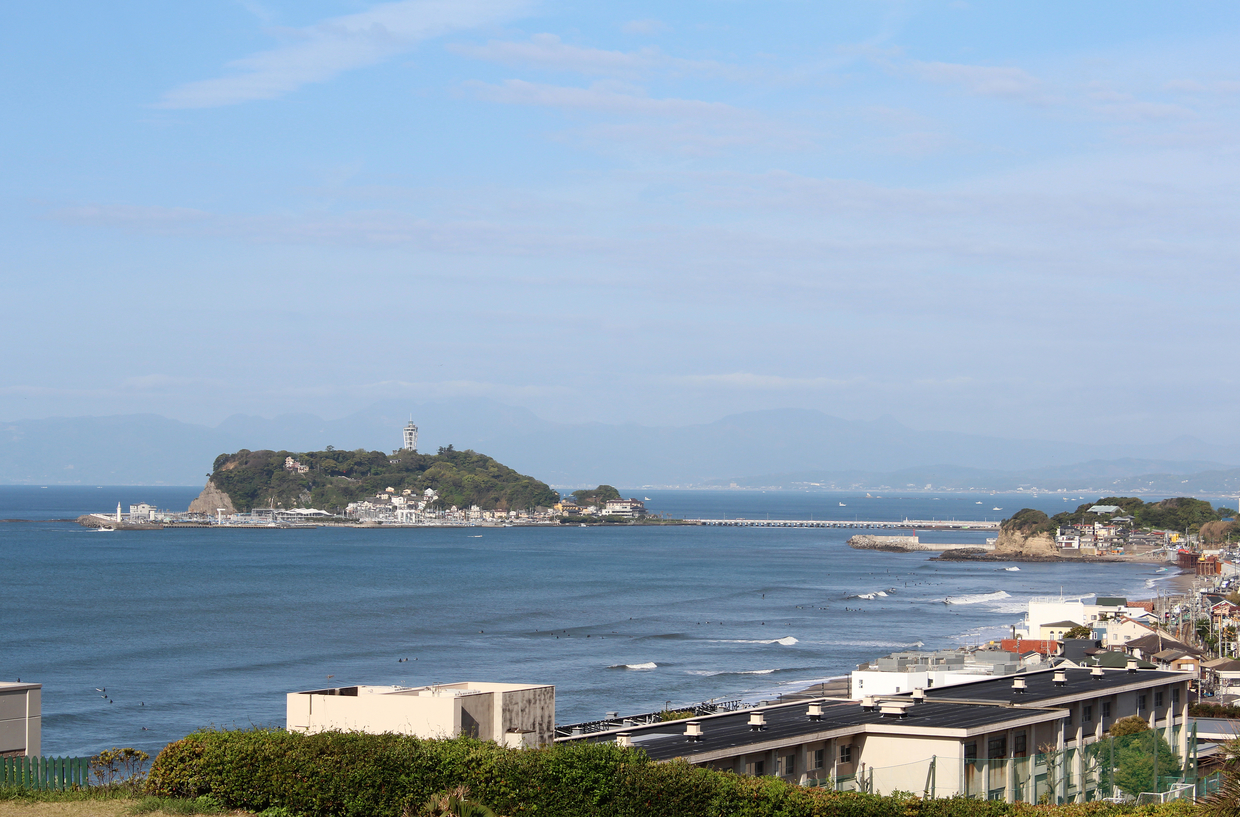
[690,518,999,530]
[847,534,995,552]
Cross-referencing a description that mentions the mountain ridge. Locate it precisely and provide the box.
[4,399,1240,490]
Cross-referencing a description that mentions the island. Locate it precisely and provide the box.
[188,446,560,521]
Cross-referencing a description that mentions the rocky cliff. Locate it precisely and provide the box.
[188,479,237,516]
[993,508,1058,557]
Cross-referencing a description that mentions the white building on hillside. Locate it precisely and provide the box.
[287,682,554,747]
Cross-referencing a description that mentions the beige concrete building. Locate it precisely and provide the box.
[0,682,40,757]
[287,682,555,747]
[562,667,1193,803]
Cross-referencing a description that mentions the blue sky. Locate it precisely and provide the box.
[4,1,1240,444]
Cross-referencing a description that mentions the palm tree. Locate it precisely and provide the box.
[410,786,498,817]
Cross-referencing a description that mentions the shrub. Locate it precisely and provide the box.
[147,728,1196,817]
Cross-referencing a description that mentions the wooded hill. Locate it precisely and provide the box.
[208,447,559,513]
[1002,496,1238,538]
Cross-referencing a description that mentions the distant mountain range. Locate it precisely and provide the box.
[4,399,1240,495]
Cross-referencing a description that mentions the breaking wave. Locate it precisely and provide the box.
[608,662,658,670]
[710,636,799,646]
[686,668,779,677]
[941,591,1011,606]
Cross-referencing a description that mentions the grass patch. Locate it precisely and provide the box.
[0,786,132,803]
[131,796,225,815]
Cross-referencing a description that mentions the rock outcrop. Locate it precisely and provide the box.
[188,479,237,516]
[992,509,1058,557]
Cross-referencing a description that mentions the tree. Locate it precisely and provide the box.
[1091,716,1182,797]
[1064,625,1093,639]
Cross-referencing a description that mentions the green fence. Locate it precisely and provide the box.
[0,756,91,790]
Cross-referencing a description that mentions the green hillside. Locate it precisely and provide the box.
[208,446,559,513]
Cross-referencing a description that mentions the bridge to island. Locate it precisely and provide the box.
[685,518,1000,530]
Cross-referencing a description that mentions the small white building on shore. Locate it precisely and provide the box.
[287,682,555,747]
[0,682,40,757]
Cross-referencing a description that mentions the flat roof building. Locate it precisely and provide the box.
[287,682,554,748]
[0,682,40,757]
[560,667,1192,803]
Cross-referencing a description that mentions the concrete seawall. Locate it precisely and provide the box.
[847,535,994,553]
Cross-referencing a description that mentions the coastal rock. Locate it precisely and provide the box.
[848,535,921,552]
[188,479,237,516]
[992,509,1058,557]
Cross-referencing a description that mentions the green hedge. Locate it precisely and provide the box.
[145,729,1198,817]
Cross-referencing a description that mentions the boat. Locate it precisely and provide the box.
[644,496,651,501]
[992,507,1002,511]
[839,502,846,507]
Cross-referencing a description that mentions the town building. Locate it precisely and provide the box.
[603,498,646,518]
[0,682,40,757]
[561,667,1192,803]
[403,420,419,453]
[286,682,555,748]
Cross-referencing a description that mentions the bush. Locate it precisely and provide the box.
[146,728,1197,817]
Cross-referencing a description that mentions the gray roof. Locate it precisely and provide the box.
[568,698,1062,762]
[565,668,1187,762]
[923,667,1179,704]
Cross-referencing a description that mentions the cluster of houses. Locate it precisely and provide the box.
[344,488,559,525]
[552,497,647,518]
[1054,506,1179,555]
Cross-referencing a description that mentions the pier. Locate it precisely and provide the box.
[686,518,1000,530]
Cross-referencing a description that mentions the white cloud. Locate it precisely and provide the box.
[672,373,858,390]
[621,19,669,35]
[160,0,529,109]
[448,33,660,76]
[909,60,1050,104]
[448,33,749,80]
[466,79,740,119]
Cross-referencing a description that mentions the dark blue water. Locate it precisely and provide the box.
[0,487,1175,757]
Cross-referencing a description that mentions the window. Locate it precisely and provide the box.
[988,736,1007,759]
[813,749,824,770]
[1084,705,1093,722]
[1155,691,1164,708]
[964,742,977,760]
[775,754,796,776]
[1138,695,1147,713]
[1014,732,1027,757]
[839,745,852,764]
[1102,701,1111,719]
[1173,688,1181,705]
[753,759,765,776]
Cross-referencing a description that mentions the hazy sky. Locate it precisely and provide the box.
[5,2,1240,443]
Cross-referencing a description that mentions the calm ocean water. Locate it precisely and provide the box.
[0,487,1179,757]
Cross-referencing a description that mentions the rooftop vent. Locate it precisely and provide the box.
[616,733,633,748]
[912,688,926,702]
[1126,658,1139,674]
[1053,670,1067,687]
[605,711,618,720]
[860,695,877,712]
[685,721,703,742]
[749,711,767,731]
[879,700,915,719]
[1012,677,1027,694]
[807,702,823,721]
[1091,666,1105,679]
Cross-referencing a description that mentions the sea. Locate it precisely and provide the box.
[0,486,1185,757]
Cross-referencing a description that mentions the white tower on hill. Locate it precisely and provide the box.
[403,420,418,453]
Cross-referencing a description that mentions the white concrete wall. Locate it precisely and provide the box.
[286,683,555,746]
[0,684,40,757]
